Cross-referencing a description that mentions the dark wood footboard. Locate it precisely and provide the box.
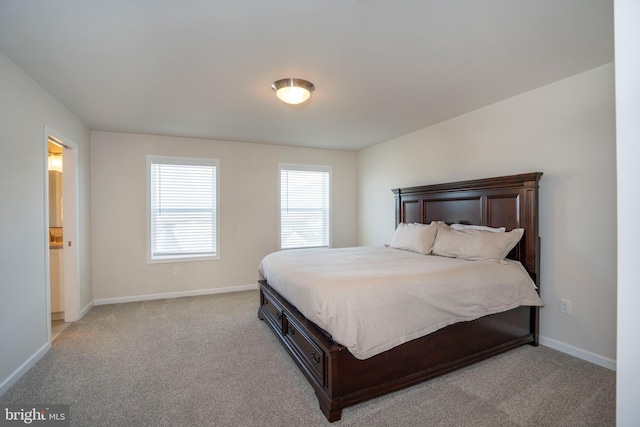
[259,280,537,422]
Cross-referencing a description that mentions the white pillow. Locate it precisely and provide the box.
[432,222,523,262]
[450,223,506,233]
[389,221,438,255]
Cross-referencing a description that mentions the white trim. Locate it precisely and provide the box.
[43,137,52,343]
[146,254,218,265]
[0,342,51,396]
[279,162,332,173]
[278,163,332,250]
[62,139,79,322]
[146,155,220,263]
[45,126,81,324]
[539,335,616,371]
[93,284,257,306]
[80,300,94,318]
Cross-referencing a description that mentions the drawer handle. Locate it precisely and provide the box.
[288,325,296,335]
[277,312,282,321]
[311,351,321,364]
[264,299,269,305]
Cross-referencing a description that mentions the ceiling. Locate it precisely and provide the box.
[0,0,613,151]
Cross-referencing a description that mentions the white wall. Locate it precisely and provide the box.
[91,131,358,301]
[0,51,92,393]
[614,0,640,424]
[358,64,616,366]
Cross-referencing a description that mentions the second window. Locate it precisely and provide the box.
[279,164,331,250]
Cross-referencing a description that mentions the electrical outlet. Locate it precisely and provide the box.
[173,266,180,275]
[560,298,572,315]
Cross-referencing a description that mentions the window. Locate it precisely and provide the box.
[148,156,219,262]
[279,164,330,249]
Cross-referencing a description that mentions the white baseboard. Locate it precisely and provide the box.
[93,284,258,306]
[80,300,94,318]
[539,335,616,371]
[0,342,51,396]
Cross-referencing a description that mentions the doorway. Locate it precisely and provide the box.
[48,138,65,337]
[45,127,80,342]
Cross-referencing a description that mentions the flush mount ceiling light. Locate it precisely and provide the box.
[271,78,315,105]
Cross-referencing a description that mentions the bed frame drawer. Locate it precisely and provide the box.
[260,290,284,335]
[283,315,325,387]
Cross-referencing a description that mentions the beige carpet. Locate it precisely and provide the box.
[0,290,615,426]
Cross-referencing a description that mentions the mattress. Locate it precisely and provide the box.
[258,246,543,360]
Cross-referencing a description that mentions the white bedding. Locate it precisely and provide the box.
[258,246,544,360]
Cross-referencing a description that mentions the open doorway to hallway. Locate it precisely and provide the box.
[45,128,80,341]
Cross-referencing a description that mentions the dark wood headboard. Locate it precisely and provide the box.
[392,172,542,286]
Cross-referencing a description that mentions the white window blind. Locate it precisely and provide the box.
[280,165,330,249]
[149,157,218,261]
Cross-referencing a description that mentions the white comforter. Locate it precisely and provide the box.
[258,246,543,360]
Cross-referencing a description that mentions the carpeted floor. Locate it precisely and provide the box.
[0,290,615,426]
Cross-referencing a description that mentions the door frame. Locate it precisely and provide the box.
[44,126,80,339]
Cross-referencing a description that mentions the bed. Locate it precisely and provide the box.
[257,172,543,422]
